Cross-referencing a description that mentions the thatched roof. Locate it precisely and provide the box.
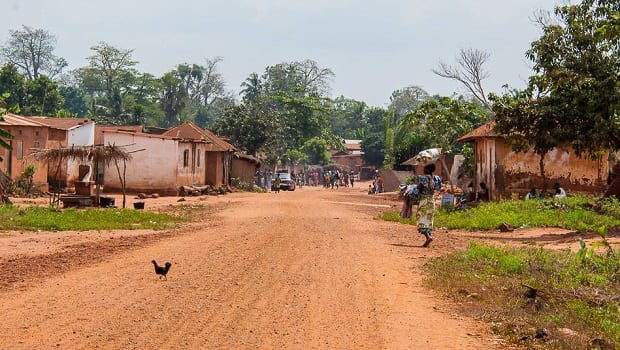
[32,144,132,165]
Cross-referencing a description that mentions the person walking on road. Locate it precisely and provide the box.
[415,164,442,247]
[273,174,281,193]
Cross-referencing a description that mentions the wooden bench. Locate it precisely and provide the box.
[59,195,94,208]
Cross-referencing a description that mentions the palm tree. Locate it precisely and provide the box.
[240,72,262,102]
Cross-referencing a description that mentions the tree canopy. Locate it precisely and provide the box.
[0,26,67,80]
[492,0,620,160]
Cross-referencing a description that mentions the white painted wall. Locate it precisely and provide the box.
[103,132,180,194]
[66,122,96,185]
[67,122,95,146]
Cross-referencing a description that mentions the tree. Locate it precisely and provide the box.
[169,58,232,126]
[382,86,432,168]
[0,92,14,161]
[300,137,331,165]
[432,48,492,109]
[361,134,385,168]
[159,72,187,127]
[491,89,560,184]
[214,103,273,156]
[387,85,430,120]
[274,94,334,153]
[0,64,25,108]
[240,72,263,103]
[492,0,620,163]
[82,42,138,120]
[262,60,334,97]
[0,26,67,80]
[22,75,64,116]
[353,106,389,167]
[399,96,488,156]
[58,85,89,116]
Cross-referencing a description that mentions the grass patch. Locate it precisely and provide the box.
[385,194,620,348]
[0,204,184,231]
[382,194,620,232]
[424,242,620,349]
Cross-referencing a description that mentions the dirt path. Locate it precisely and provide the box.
[0,182,585,349]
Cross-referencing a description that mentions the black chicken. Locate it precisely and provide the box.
[152,260,172,280]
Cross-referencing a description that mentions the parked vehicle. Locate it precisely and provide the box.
[272,172,296,191]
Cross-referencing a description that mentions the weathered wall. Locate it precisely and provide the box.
[0,125,50,191]
[502,147,607,195]
[474,137,609,199]
[205,151,224,186]
[176,141,207,187]
[102,132,180,195]
[231,158,258,184]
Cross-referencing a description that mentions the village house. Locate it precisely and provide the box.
[329,139,364,172]
[0,113,95,192]
[457,121,614,200]
[231,152,260,186]
[101,121,235,195]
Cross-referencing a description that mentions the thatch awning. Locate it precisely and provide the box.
[32,144,132,165]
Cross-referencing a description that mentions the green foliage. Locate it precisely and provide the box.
[300,137,331,165]
[58,85,88,116]
[599,195,620,219]
[261,59,334,98]
[424,243,620,348]
[387,85,430,121]
[214,102,273,156]
[0,205,181,231]
[492,0,620,158]
[437,195,620,232]
[285,149,307,164]
[22,75,64,115]
[327,96,367,139]
[463,242,525,274]
[81,41,138,121]
[399,96,488,155]
[382,194,620,233]
[387,95,488,168]
[13,164,37,195]
[0,92,15,160]
[0,64,25,108]
[361,133,385,168]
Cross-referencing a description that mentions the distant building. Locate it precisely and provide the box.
[329,139,364,171]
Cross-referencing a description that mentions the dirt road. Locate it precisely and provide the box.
[0,183,514,349]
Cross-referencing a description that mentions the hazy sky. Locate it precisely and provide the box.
[1,0,563,107]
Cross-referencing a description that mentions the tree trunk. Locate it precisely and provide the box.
[539,152,547,193]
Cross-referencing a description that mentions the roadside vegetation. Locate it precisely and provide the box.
[382,195,620,234]
[382,195,620,349]
[0,204,185,231]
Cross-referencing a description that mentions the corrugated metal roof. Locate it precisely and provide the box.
[456,121,498,142]
[1,113,43,126]
[0,113,92,130]
[162,122,235,152]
